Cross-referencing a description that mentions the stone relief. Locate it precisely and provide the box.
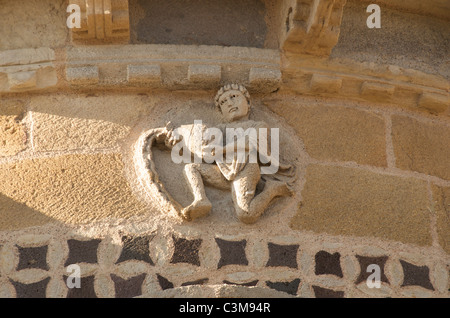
[134,84,297,224]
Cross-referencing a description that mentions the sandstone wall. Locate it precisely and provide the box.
[0,0,448,298]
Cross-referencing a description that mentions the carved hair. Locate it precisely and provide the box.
[214,83,251,110]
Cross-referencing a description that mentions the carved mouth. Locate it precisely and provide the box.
[229,107,238,113]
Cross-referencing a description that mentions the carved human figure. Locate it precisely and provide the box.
[163,84,294,224]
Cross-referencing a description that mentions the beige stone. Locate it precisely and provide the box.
[70,0,130,43]
[281,0,347,56]
[66,66,99,85]
[30,94,152,151]
[0,153,150,230]
[392,115,450,180]
[431,185,450,254]
[360,82,395,100]
[265,102,387,166]
[127,64,161,85]
[290,165,432,246]
[187,64,221,86]
[248,67,281,92]
[418,92,449,114]
[0,100,27,157]
[310,74,342,94]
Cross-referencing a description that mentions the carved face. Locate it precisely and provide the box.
[217,90,249,122]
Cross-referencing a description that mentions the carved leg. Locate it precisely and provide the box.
[232,163,291,224]
[182,163,213,221]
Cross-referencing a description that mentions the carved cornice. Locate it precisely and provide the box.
[64,44,281,93]
[0,48,57,93]
[281,0,347,56]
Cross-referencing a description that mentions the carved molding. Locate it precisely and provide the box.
[0,48,57,93]
[70,0,130,43]
[282,0,347,56]
[65,44,281,93]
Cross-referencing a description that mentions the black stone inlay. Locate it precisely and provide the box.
[64,275,97,298]
[181,278,209,287]
[355,255,389,285]
[116,235,154,265]
[65,239,101,266]
[111,273,147,298]
[11,277,50,298]
[266,279,300,295]
[170,235,202,266]
[312,285,344,298]
[315,251,343,278]
[157,274,174,290]
[400,260,434,290]
[215,238,248,269]
[223,280,259,287]
[266,243,299,269]
[16,245,49,271]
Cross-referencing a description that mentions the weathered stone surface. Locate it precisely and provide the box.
[392,115,450,180]
[16,246,49,271]
[0,100,26,157]
[431,185,450,254]
[312,285,344,298]
[400,260,434,290]
[66,66,99,85]
[265,279,300,295]
[111,273,146,298]
[0,0,67,50]
[0,153,149,230]
[10,277,50,298]
[30,94,152,151]
[310,74,342,94]
[65,275,97,298]
[265,103,387,166]
[418,92,449,114]
[116,235,155,265]
[188,64,221,87]
[170,236,202,266]
[290,165,432,246]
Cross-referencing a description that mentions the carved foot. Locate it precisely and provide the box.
[265,179,293,197]
[181,199,212,221]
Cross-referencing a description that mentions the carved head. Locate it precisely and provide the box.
[214,84,251,122]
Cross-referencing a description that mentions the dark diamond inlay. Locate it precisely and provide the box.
[157,274,174,290]
[312,285,344,298]
[400,260,434,290]
[111,273,146,298]
[223,280,259,287]
[181,278,209,287]
[355,255,389,285]
[170,235,202,266]
[64,275,97,298]
[315,251,343,277]
[266,279,300,295]
[65,239,101,266]
[215,238,248,269]
[11,277,50,298]
[16,245,49,271]
[116,235,154,265]
[266,243,299,269]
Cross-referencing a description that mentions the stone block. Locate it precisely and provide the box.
[360,81,395,100]
[431,185,450,254]
[66,66,99,85]
[30,94,151,151]
[418,92,449,114]
[0,100,27,157]
[391,115,450,180]
[187,64,221,86]
[248,67,281,92]
[127,64,161,85]
[290,165,432,246]
[0,153,149,230]
[265,102,387,166]
[310,74,342,94]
